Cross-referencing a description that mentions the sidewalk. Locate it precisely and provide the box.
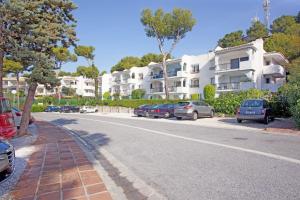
[11,121,112,200]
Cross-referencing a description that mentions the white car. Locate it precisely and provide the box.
[80,106,98,113]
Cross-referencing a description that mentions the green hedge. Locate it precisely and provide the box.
[206,89,270,115]
[292,100,300,128]
[31,104,47,112]
[98,99,182,109]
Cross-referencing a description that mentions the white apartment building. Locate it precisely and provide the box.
[35,76,98,97]
[214,38,288,95]
[3,77,28,94]
[99,38,288,100]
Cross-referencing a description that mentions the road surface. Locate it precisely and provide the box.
[34,112,300,200]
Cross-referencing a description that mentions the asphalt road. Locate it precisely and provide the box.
[34,113,300,200]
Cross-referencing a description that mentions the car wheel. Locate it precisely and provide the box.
[237,119,242,123]
[176,117,182,120]
[192,112,198,120]
[264,115,270,125]
[210,110,214,118]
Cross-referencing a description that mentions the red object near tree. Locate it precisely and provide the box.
[0,97,16,139]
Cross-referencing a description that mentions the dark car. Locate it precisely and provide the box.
[60,106,80,113]
[134,105,155,117]
[236,99,274,124]
[0,98,16,140]
[0,141,15,180]
[45,106,60,112]
[174,101,214,120]
[149,104,177,118]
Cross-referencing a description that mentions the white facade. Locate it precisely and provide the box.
[35,76,98,97]
[214,38,288,96]
[99,39,288,100]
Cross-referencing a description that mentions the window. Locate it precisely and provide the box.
[183,79,186,87]
[266,78,270,84]
[230,58,240,69]
[240,57,249,62]
[139,73,143,80]
[150,83,153,89]
[266,61,271,65]
[132,85,135,90]
[191,64,200,73]
[175,81,181,87]
[183,63,187,71]
[210,77,215,84]
[131,73,135,79]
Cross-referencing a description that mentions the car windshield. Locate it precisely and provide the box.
[178,102,190,106]
[242,100,263,107]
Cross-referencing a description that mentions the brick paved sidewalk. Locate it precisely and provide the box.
[11,121,113,200]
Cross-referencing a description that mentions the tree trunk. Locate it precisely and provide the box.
[95,78,99,99]
[16,73,20,108]
[162,55,169,100]
[0,50,4,97]
[18,82,37,136]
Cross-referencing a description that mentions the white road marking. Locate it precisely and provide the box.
[48,114,300,165]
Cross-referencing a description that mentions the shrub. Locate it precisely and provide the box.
[206,89,269,115]
[103,92,111,100]
[31,104,47,112]
[203,84,216,100]
[131,89,146,99]
[292,100,300,128]
[191,93,200,100]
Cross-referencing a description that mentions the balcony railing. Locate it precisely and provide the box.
[150,87,164,93]
[152,74,163,79]
[190,84,199,88]
[217,82,240,90]
[217,63,239,71]
[190,70,200,74]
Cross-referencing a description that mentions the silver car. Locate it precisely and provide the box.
[174,101,214,120]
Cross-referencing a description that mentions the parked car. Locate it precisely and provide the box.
[236,99,274,124]
[60,106,80,113]
[0,140,15,179]
[174,101,214,120]
[0,98,16,139]
[45,106,60,112]
[80,106,98,113]
[149,104,177,118]
[134,105,155,117]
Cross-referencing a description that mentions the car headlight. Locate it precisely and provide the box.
[0,154,7,160]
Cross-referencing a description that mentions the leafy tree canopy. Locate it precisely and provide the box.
[264,33,300,60]
[131,89,146,99]
[111,56,141,72]
[246,21,268,41]
[52,47,77,68]
[217,31,247,48]
[271,15,300,36]
[100,70,107,76]
[3,59,23,74]
[76,65,99,79]
[75,45,95,65]
[140,53,171,67]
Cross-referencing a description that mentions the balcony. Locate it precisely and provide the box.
[216,61,253,72]
[190,84,199,88]
[151,74,164,79]
[113,79,121,84]
[150,87,164,93]
[217,82,255,91]
[263,65,285,78]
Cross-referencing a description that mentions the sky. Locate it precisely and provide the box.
[64,0,300,73]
